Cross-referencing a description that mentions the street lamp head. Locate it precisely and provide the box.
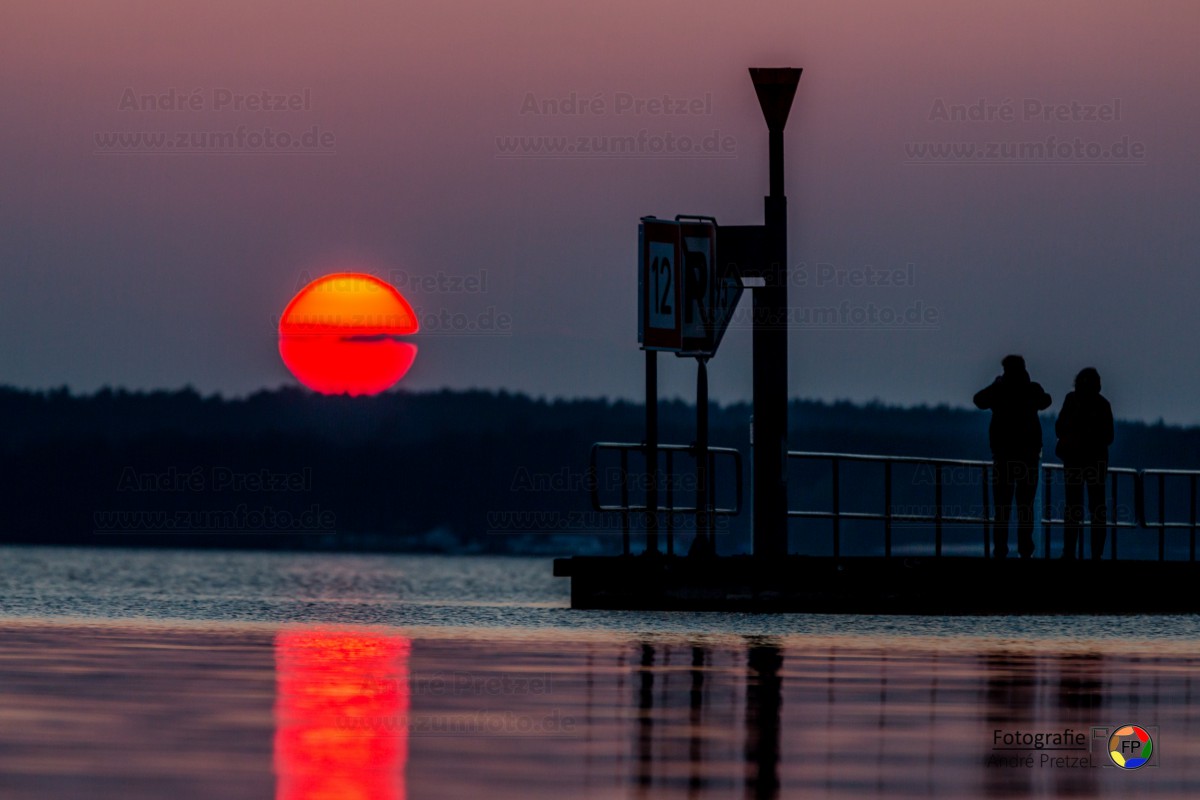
[749,67,802,131]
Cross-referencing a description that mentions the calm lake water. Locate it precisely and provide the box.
[2,546,1200,798]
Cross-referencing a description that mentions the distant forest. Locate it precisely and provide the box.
[2,385,1198,555]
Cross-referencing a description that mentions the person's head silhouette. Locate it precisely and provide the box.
[1074,367,1101,395]
[1001,354,1028,382]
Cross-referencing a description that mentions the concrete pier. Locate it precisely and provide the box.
[553,555,1197,613]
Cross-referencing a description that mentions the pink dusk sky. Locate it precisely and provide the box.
[2,0,1199,422]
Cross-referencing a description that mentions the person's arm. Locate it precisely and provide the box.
[974,377,1000,409]
[1104,398,1115,446]
[1035,383,1052,411]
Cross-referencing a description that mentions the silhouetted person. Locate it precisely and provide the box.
[974,355,1052,558]
[1055,368,1113,560]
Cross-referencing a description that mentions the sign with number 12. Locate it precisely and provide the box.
[638,219,683,351]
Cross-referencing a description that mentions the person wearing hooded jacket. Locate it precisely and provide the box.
[974,355,1052,558]
[1054,367,1114,560]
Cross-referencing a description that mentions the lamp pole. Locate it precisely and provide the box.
[749,67,801,558]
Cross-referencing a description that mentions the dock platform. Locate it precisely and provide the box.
[553,555,1200,614]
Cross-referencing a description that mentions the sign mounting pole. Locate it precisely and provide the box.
[749,67,801,559]
[645,350,659,555]
[694,355,711,556]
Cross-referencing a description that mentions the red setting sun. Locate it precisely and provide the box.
[278,273,418,395]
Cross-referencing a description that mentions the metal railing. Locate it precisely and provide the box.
[589,441,743,555]
[1139,469,1200,561]
[1040,464,1140,560]
[787,451,994,558]
[589,444,1200,560]
[788,451,1200,561]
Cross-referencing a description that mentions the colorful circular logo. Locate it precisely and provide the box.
[1108,725,1153,769]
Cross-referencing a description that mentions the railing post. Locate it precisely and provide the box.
[666,450,675,556]
[588,444,602,514]
[883,461,892,558]
[645,350,659,555]
[733,449,745,517]
[1135,470,1146,527]
[1110,471,1119,561]
[1078,477,1085,560]
[831,457,840,558]
[708,448,717,550]
[1159,475,1166,562]
[695,358,711,555]
[708,450,716,497]
[934,464,943,557]
[620,448,630,556]
[1191,474,1197,563]
[981,463,991,558]
[1042,465,1051,559]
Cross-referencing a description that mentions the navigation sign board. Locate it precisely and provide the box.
[706,258,743,355]
[679,219,743,356]
[639,217,749,356]
[638,218,683,351]
[679,221,715,351]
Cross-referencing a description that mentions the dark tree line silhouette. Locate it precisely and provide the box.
[1,385,1197,554]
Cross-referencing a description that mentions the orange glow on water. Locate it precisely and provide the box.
[274,630,411,800]
[278,273,419,396]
